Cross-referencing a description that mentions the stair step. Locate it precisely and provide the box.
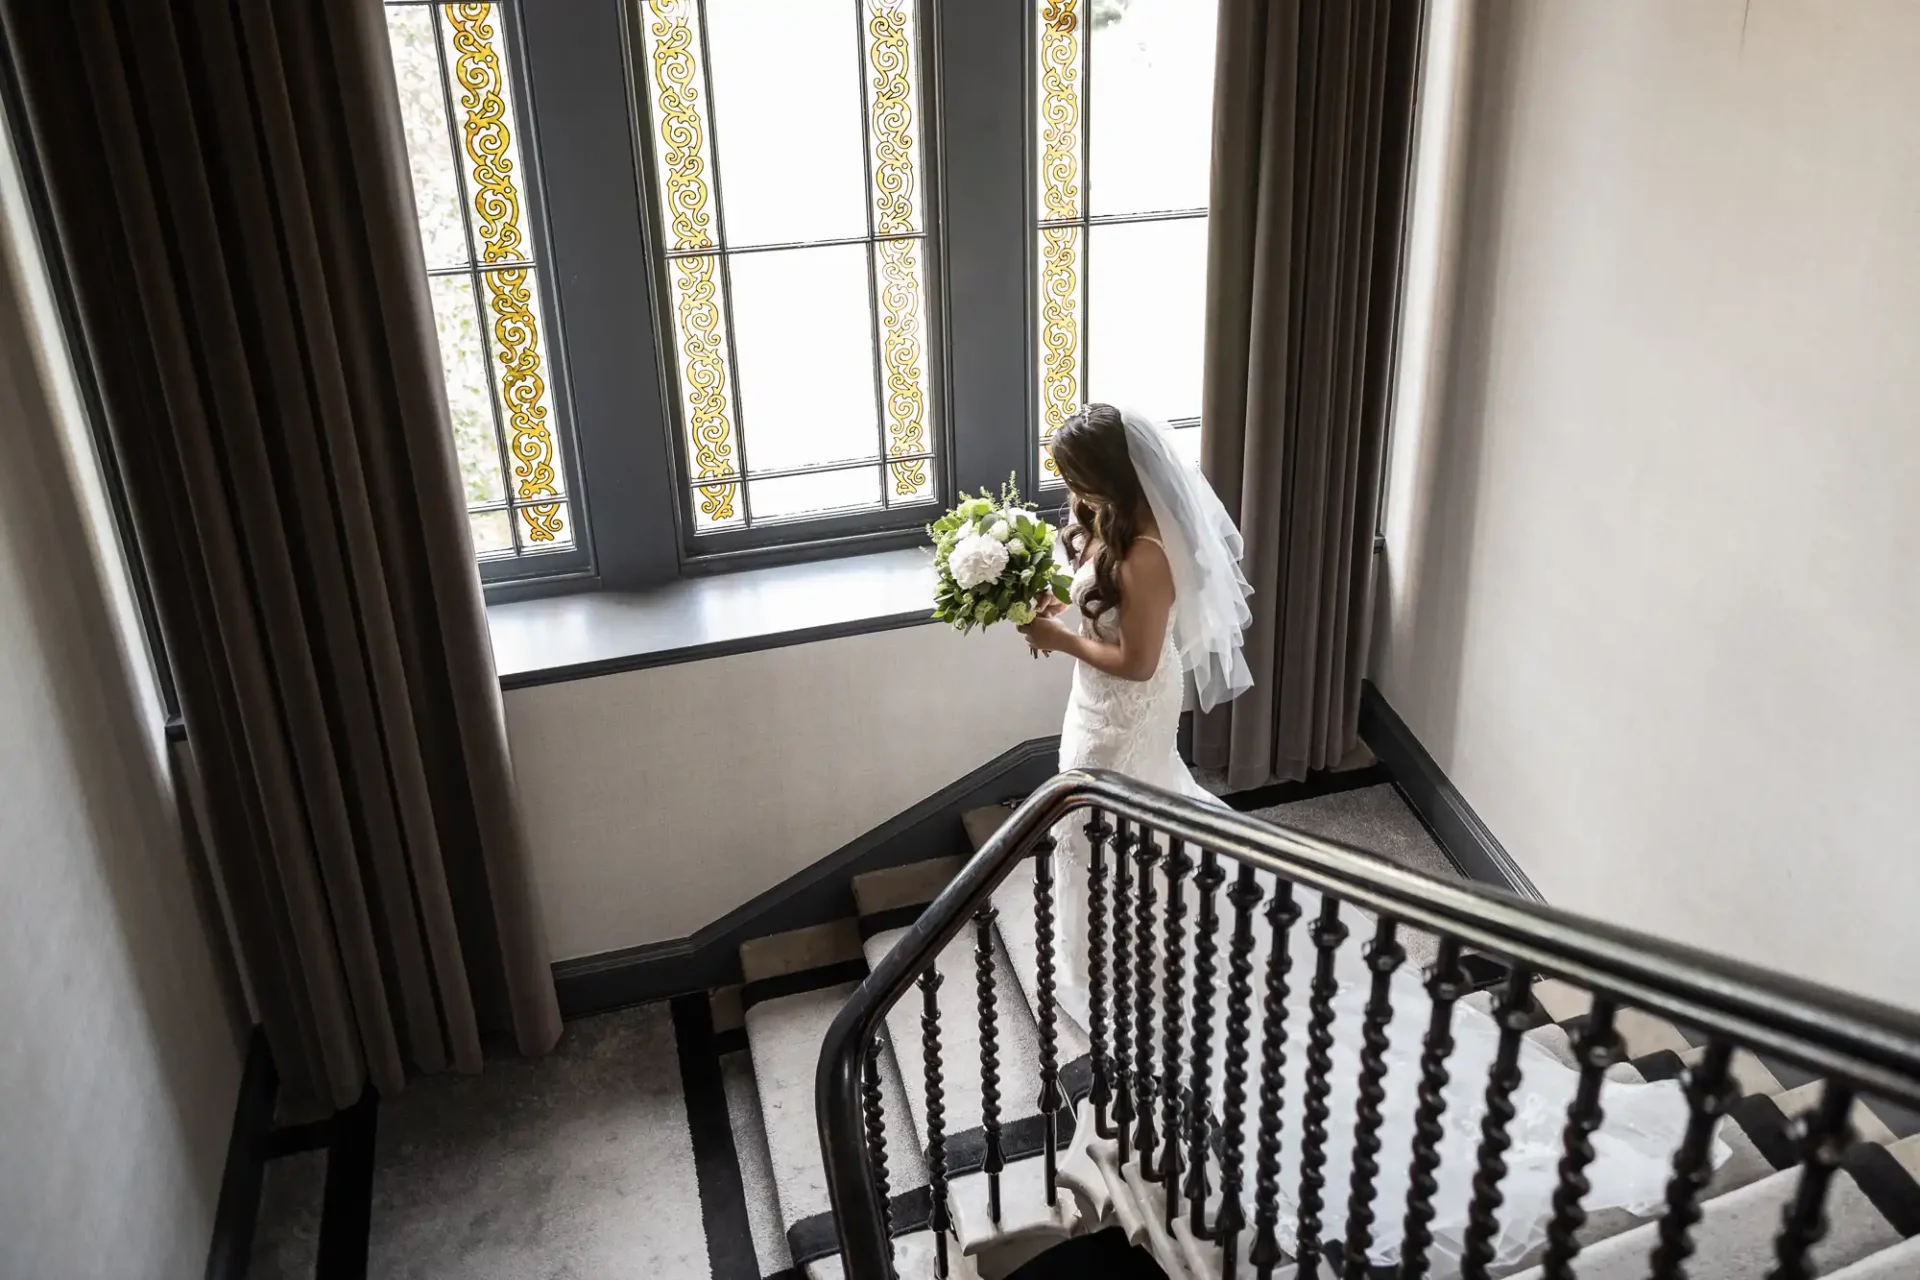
[1824,1234,1920,1279]
[741,919,866,987]
[863,923,1075,1255]
[852,855,967,919]
[720,1047,794,1278]
[963,805,1012,853]
[1503,1135,1920,1280]
[744,981,930,1269]
[1774,1080,1900,1148]
[804,1229,984,1280]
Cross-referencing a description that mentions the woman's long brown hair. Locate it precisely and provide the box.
[1050,403,1144,622]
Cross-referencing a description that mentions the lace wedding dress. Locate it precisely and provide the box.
[1012,554,1713,1274]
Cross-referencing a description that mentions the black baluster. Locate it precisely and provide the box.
[1251,882,1302,1279]
[1186,848,1226,1239]
[1341,918,1406,1280]
[1399,939,1469,1280]
[1160,839,1194,1228]
[1112,819,1137,1165]
[1647,1038,1737,1280]
[1294,894,1349,1278]
[1085,811,1114,1138]
[1540,997,1623,1280]
[1133,829,1162,1176]
[1217,864,1265,1280]
[1765,1082,1856,1280]
[920,970,950,1279]
[975,906,1004,1224]
[1459,966,1536,1278]
[863,1035,895,1266]
[1032,836,1062,1206]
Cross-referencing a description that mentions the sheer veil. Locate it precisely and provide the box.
[1120,408,1254,711]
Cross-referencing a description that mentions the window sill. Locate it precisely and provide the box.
[487,546,938,690]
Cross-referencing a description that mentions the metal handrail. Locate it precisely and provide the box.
[817,768,1920,1277]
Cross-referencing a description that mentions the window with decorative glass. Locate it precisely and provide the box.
[634,0,940,538]
[1034,0,1216,479]
[384,2,581,577]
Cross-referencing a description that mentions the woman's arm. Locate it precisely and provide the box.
[1020,540,1174,680]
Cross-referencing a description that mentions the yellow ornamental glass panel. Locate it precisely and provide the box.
[443,4,564,543]
[864,0,922,237]
[1036,225,1083,478]
[641,0,740,525]
[863,0,929,500]
[1035,0,1085,478]
[876,238,930,501]
[1036,0,1083,222]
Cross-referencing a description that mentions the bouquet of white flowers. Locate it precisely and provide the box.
[929,479,1073,632]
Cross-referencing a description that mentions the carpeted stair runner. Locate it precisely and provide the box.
[719,790,1920,1280]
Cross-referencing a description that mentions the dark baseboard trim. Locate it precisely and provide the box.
[204,1026,277,1280]
[553,736,1062,1019]
[1358,681,1543,902]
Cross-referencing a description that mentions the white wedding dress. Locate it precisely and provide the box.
[1015,548,1715,1274]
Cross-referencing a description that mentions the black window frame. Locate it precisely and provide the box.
[474,0,1129,600]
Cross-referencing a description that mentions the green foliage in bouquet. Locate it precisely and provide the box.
[928,477,1074,633]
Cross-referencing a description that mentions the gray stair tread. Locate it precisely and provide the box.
[744,983,929,1233]
[1824,1234,1920,1279]
[1506,1145,1911,1280]
[962,805,1010,852]
[720,1048,793,1278]
[865,923,1047,1153]
[805,1229,983,1280]
[851,856,965,918]
[988,857,1092,1064]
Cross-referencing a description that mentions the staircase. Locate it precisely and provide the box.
[720,775,1920,1279]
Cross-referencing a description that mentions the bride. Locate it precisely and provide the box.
[1002,404,1711,1272]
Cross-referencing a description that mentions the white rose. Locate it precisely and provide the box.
[948,532,1011,591]
[989,520,1011,541]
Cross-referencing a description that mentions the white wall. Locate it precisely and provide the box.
[1375,0,1920,1009]
[0,129,245,1277]
[509,624,1074,961]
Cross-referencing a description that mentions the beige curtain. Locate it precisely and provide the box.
[0,0,561,1111]
[1197,0,1424,790]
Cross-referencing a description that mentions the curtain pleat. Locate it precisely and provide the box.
[0,0,562,1112]
[1198,0,1423,790]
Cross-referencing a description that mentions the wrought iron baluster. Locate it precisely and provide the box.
[1112,819,1138,1164]
[919,970,950,1279]
[974,906,1004,1224]
[1459,966,1536,1278]
[1186,848,1226,1239]
[1252,881,1302,1280]
[1294,894,1349,1278]
[863,1035,895,1266]
[1540,997,1622,1280]
[1341,918,1406,1280]
[1399,938,1469,1280]
[1133,829,1162,1176]
[1766,1081,1857,1280]
[1217,864,1265,1280]
[1032,836,1062,1205]
[1646,1038,1737,1279]
[1160,839,1194,1227]
[1085,810,1115,1138]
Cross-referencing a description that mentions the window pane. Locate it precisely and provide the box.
[707,0,869,247]
[428,274,506,506]
[440,4,535,267]
[1088,216,1207,423]
[1169,424,1202,471]
[730,244,880,477]
[863,0,924,236]
[386,7,469,270]
[515,499,575,553]
[638,0,722,252]
[1088,0,1216,217]
[747,466,882,524]
[665,255,744,530]
[874,238,930,502]
[1035,0,1085,222]
[476,265,566,545]
[1036,225,1085,480]
[470,509,515,558]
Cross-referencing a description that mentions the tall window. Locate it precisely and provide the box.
[635,0,939,536]
[1035,0,1216,477]
[386,3,578,569]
